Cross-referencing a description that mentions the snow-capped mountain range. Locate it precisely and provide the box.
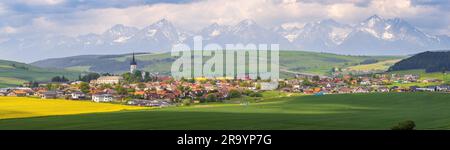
[1,15,449,62]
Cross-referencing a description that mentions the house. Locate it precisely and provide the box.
[0,88,10,93]
[436,85,450,92]
[42,91,58,99]
[92,94,114,102]
[415,87,435,92]
[338,87,353,94]
[360,80,371,85]
[8,90,27,97]
[353,87,369,93]
[0,92,7,96]
[127,99,170,107]
[71,91,86,100]
[91,76,123,85]
[377,87,390,92]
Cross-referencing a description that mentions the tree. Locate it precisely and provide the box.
[143,71,152,82]
[206,93,218,102]
[80,73,100,82]
[391,120,416,130]
[255,83,261,90]
[228,89,241,98]
[249,92,262,97]
[115,84,128,96]
[79,82,90,94]
[134,70,143,82]
[51,76,61,82]
[46,83,53,90]
[312,75,320,82]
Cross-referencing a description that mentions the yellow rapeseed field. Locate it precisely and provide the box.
[0,96,147,119]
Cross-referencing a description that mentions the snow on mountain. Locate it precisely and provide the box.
[0,15,449,62]
[276,19,352,51]
[102,24,139,44]
[338,15,446,55]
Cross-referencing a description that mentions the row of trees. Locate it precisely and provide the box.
[51,76,70,82]
[122,71,155,83]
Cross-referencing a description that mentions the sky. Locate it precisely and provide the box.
[0,0,449,39]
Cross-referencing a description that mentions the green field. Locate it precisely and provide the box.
[346,59,401,72]
[31,51,402,78]
[0,60,81,87]
[1,92,450,130]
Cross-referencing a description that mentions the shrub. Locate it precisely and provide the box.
[249,92,263,97]
[391,120,416,130]
[206,93,218,102]
[228,90,241,98]
[182,99,191,106]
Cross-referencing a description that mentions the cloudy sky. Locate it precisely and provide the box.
[0,0,449,38]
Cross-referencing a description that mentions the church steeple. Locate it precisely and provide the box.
[130,53,137,65]
[130,53,137,73]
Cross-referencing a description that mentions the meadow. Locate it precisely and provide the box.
[0,59,81,87]
[1,92,450,130]
[346,59,401,72]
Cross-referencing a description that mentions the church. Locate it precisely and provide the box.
[129,53,147,79]
[130,53,137,73]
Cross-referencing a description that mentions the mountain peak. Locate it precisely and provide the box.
[237,19,257,27]
[318,19,338,24]
[111,24,126,29]
[367,14,382,20]
[153,18,172,27]
[104,24,138,37]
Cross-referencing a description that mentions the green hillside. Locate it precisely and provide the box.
[0,59,81,87]
[389,51,450,73]
[32,51,401,78]
[1,93,450,130]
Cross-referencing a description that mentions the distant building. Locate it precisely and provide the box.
[130,53,137,73]
[92,76,123,85]
[71,91,86,100]
[92,94,114,102]
[41,91,58,99]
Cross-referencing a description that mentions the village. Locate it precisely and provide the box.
[1,53,449,107]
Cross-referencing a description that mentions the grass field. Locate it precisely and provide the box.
[0,59,81,87]
[31,51,402,77]
[1,93,450,130]
[346,59,401,72]
[0,77,27,88]
[0,97,146,120]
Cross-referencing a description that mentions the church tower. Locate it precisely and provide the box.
[130,53,137,73]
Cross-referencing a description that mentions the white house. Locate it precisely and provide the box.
[92,94,114,102]
[91,76,123,85]
[71,92,86,100]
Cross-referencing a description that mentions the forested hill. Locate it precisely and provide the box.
[388,51,450,73]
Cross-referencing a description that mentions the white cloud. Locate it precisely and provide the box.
[17,0,65,6]
[1,26,18,34]
[0,3,7,15]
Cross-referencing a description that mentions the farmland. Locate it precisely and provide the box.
[1,92,450,130]
[31,51,402,77]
